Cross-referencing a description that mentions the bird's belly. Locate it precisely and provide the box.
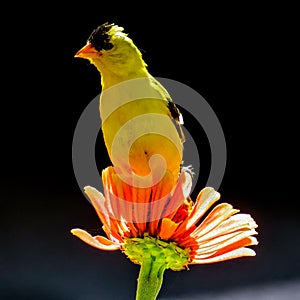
[128,133,182,180]
[101,99,183,183]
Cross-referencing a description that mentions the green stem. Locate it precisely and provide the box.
[136,258,166,300]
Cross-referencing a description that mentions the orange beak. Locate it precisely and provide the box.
[74,43,101,58]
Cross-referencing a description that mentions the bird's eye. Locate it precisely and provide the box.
[102,41,113,50]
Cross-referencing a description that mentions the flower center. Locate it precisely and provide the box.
[122,233,191,271]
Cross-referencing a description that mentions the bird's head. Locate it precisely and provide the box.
[75,22,147,78]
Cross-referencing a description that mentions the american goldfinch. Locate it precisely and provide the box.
[75,22,184,185]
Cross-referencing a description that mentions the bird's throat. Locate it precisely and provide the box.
[90,56,148,90]
[100,68,149,90]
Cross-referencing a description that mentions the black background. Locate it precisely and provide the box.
[1,3,299,300]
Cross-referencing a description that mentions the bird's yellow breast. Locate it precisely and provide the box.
[100,98,183,184]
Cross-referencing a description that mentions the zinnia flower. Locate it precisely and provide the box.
[71,166,258,300]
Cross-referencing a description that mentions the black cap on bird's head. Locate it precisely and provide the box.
[87,22,114,51]
[75,22,127,58]
[74,22,147,71]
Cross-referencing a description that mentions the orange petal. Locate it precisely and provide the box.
[159,218,180,240]
[84,186,110,224]
[165,171,192,219]
[71,228,120,251]
[190,203,239,239]
[208,236,258,258]
[130,173,150,234]
[104,167,139,237]
[148,171,192,236]
[195,213,257,243]
[191,247,256,264]
[84,186,124,242]
[194,230,258,256]
[172,187,220,239]
[103,166,152,235]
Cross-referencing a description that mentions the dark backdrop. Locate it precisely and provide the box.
[1,3,298,300]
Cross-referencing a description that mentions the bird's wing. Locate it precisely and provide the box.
[149,76,185,143]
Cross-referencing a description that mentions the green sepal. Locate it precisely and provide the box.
[122,233,191,300]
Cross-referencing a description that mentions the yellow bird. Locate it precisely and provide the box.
[75,22,184,187]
